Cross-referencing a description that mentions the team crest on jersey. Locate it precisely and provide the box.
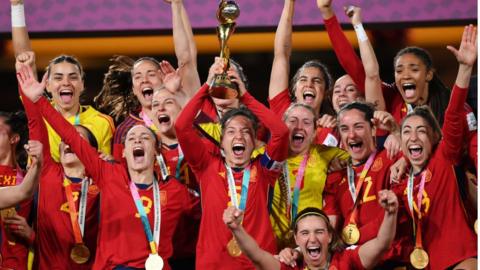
[371,157,383,172]
[425,170,432,183]
[161,191,167,206]
[88,184,99,195]
[219,171,225,178]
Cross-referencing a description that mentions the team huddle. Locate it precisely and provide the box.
[1,0,477,269]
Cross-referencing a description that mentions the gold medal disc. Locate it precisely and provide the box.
[227,238,242,257]
[70,244,90,264]
[341,224,360,245]
[410,247,429,269]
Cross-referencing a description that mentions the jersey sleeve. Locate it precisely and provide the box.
[36,97,110,189]
[20,87,55,170]
[324,15,366,94]
[440,84,468,163]
[175,84,212,172]
[323,172,341,216]
[267,88,291,117]
[240,92,289,170]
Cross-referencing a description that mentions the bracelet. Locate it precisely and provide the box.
[11,4,26,27]
[354,23,368,42]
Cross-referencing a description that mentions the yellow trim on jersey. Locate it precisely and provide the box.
[46,105,115,162]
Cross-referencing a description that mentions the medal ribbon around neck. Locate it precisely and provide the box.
[129,178,161,255]
[156,145,184,181]
[407,169,427,249]
[283,152,309,224]
[15,165,24,184]
[346,151,377,225]
[225,164,251,211]
[140,110,157,131]
[63,177,89,244]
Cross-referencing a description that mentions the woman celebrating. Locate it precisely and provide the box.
[17,63,197,270]
[395,25,477,269]
[224,189,399,270]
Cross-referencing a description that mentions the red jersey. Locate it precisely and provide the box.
[324,15,476,163]
[35,96,197,270]
[268,88,339,146]
[22,91,99,270]
[395,85,477,269]
[323,151,412,263]
[175,85,289,269]
[0,165,30,270]
[280,247,364,270]
[160,143,201,260]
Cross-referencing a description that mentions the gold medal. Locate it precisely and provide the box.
[145,253,164,270]
[227,238,242,257]
[0,208,16,220]
[410,247,429,269]
[474,219,477,234]
[70,243,90,264]
[341,223,360,245]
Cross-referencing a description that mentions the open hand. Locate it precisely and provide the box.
[16,64,46,103]
[447,24,477,67]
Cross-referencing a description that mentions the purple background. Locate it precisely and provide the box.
[0,0,476,33]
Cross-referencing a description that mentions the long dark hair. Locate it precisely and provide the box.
[0,111,28,170]
[394,47,451,127]
[94,55,136,125]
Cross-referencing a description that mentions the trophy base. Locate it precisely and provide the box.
[209,74,239,99]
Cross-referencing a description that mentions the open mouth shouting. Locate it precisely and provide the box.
[348,141,363,154]
[305,246,322,260]
[402,83,416,99]
[232,143,246,157]
[157,114,171,125]
[302,90,316,104]
[142,87,154,101]
[132,147,146,163]
[408,144,423,159]
[291,133,305,148]
[59,89,74,103]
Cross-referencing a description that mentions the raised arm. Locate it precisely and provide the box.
[223,206,281,270]
[170,0,200,98]
[16,52,53,168]
[269,0,295,99]
[348,6,384,110]
[0,140,42,209]
[317,0,366,93]
[441,25,477,161]
[10,0,37,77]
[358,190,398,269]
[16,64,108,187]
[174,83,211,171]
[232,70,289,162]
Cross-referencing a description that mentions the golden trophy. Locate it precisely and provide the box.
[209,0,240,99]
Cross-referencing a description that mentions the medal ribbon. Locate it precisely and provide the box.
[140,110,157,131]
[283,153,309,224]
[346,151,377,225]
[225,164,251,211]
[129,179,161,255]
[63,178,89,244]
[174,145,184,180]
[406,103,414,114]
[407,169,427,249]
[155,154,170,181]
[15,165,24,184]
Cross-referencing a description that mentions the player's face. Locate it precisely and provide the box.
[401,115,434,173]
[294,67,326,113]
[59,126,91,167]
[295,216,331,269]
[394,53,432,105]
[46,62,84,112]
[332,75,362,112]
[151,90,181,137]
[132,60,163,110]
[338,109,376,164]
[123,125,157,172]
[221,115,255,168]
[284,106,315,156]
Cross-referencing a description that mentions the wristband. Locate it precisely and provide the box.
[11,4,26,27]
[353,23,368,42]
